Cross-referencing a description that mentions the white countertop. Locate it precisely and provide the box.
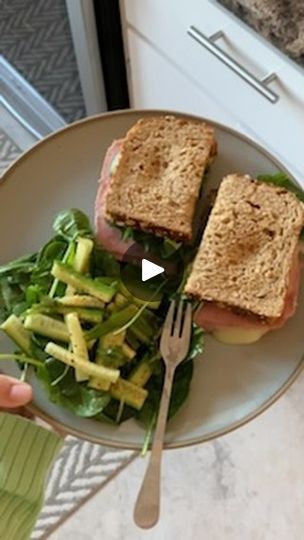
[50,368,304,540]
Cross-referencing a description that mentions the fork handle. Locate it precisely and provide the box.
[133,367,175,529]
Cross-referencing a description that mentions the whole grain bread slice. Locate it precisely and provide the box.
[185,174,304,320]
[105,115,217,242]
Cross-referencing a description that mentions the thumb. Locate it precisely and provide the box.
[0,375,33,408]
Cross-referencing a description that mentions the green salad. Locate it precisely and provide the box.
[0,209,203,453]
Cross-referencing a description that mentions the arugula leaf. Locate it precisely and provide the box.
[52,209,92,242]
[257,173,304,202]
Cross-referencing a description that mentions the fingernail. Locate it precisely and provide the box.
[9,383,32,404]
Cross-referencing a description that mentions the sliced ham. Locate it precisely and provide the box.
[194,246,301,334]
[94,140,145,261]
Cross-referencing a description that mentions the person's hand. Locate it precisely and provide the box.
[0,374,32,408]
[0,374,65,437]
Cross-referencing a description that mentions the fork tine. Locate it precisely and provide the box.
[180,303,192,346]
[161,299,176,341]
[173,299,184,337]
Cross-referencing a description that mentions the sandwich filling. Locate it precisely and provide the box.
[103,116,217,244]
[95,116,217,260]
[194,244,301,342]
[185,173,304,344]
[94,139,133,260]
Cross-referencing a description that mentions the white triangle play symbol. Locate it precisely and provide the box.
[141,259,164,282]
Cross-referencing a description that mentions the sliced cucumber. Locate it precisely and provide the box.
[58,295,105,309]
[55,305,102,324]
[99,332,126,348]
[65,312,89,382]
[110,378,148,410]
[1,314,32,355]
[66,237,94,295]
[52,261,117,303]
[121,342,136,360]
[88,377,111,391]
[24,314,69,342]
[45,342,119,383]
[114,293,129,308]
[129,361,152,387]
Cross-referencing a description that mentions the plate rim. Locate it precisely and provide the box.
[1,108,303,449]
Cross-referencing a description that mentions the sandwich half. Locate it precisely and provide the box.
[185,173,304,344]
[95,115,217,258]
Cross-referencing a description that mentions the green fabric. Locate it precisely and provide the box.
[0,412,64,540]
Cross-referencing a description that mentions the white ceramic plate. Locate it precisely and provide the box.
[1,109,303,449]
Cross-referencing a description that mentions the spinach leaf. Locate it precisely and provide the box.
[186,323,205,361]
[36,358,110,417]
[0,253,36,276]
[257,173,304,202]
[117,224,184,259]
[137,324,204,433]
[101,400,136,423]
[91,245,120,278]
[137,359,194,430]
[52,209,92,241]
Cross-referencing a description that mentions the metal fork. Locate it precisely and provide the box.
[133,299,192,529]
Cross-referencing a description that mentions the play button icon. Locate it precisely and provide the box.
[142,259,164,282]
[120,243,185,302]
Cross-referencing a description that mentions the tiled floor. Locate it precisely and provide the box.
[49,368,304,540]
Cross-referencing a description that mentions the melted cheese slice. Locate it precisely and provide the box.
[109,152,121,176]
[212,327,268,345]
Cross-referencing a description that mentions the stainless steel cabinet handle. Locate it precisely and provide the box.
[187,25,279,104]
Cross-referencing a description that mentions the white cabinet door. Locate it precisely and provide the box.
[127,28,237,127]
[124,0,304,179]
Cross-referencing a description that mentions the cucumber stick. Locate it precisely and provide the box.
[100,332,126,348]
[55,305,102,324]
[129,361,152,387]
[24,314,69,342]
[65,312,89,382]
[1,314,32,355]
[121,343,136,360]
[110,379,148,410]
[52,261,117,303]
[66,237,94,295]
[114,293,128,308]
[58,295,105,309]
[45,342,119,383]
[88,377,111,391]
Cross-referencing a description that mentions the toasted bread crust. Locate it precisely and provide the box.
[105,115,217,242]
[185,174,304,320]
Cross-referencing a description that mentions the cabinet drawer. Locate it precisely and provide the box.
[127,28,236,127]
[123,0,304,177]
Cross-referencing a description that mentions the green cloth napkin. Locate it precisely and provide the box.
[0,412,64,540]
